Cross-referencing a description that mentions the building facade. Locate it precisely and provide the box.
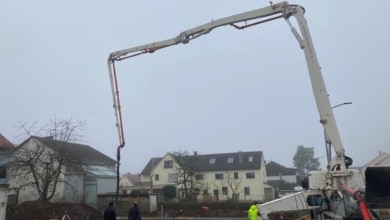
[0,133,14,220]
[266,161,299,184]
[360,151,390,181]
[265,161,300,198]
[8,136,117,207]
[119,172,141,194]
[140,151,269,202]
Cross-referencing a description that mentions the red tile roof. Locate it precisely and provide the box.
[0,133,14,148]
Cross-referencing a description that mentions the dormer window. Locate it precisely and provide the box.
[249,156,253,162]
[227,157,234,163]
[209,158,216,164]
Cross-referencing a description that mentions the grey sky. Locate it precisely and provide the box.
[1,1,389,174]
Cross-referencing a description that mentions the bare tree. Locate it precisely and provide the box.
[225,171,242,201]
[8,117,85,201]
[215,171,242,201]
[171,150,204,201]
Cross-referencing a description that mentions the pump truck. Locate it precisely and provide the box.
[107,2,389,219]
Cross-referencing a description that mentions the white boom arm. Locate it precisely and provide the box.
[108,3,364,217]
[287,6,350,174]
[259,190,327,219]
[108,1,348,171]
[107,2,289,149]
[108,2,286,61]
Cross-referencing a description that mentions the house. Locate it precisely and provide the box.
[359,151,390,215]
[360,151,390,181]
[119,172,141,194]
[0,133,14,184]
[266,161,300,198]
[0,133,14,220]
[8,136,117,208]
[139,151,269,202]
[266,161,299,184]
[0,133,14,148]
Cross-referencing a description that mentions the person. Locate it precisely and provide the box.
[280,211,286,220]
[103,202,117,220]
[128,201,142,220]
[248,201,260,220]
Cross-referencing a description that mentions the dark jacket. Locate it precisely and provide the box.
[104,206,117,220]
[128,204,142,220]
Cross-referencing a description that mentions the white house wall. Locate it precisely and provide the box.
[9,138,117,205]
[141,175,151,183]
[149,153,267,202]
[200,169,266,201]
[267,175,297,184]
[9,139,67,204]
[17,171,68,204]
[62,174,84,203]
[0,185,8,220]
[120,176,132,187]
[152,154,176,187]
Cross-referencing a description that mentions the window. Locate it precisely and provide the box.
[248,156,253,162]
[155,174,159,181]
[244,187,250,195]
[222,187,228,195]
[168,173,177,183]
[215,173,223,180]
[194,188,200,194]
[195,174,204,180]
[234,172,239,179]
[209,158,216,164]
[213,190,219,197]
[164,160,173,168]
[227,157,234,163]
[181,191,185,198]
[246,172,255,179]
[0,166,6,178]
[203,189,209,195]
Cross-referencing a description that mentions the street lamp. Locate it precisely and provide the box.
[325,102,352,164]
[331,102,352,109]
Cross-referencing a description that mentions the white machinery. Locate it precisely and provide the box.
[107,2,375,219]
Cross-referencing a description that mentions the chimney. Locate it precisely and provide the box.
[194,151,197,156]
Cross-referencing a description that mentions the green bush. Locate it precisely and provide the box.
[162,185,176,201]
[129,189,142,197]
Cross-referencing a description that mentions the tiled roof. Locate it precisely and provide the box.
[0,133,14,148]
[141,157,163,175]
[20,136,116,165]
[141,151,263,175]
[266,161,297,176]
[123,172,141,183]
[193,151,263,172]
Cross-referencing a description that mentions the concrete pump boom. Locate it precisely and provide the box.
[108,2,370,219]
[108,0,348,176]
